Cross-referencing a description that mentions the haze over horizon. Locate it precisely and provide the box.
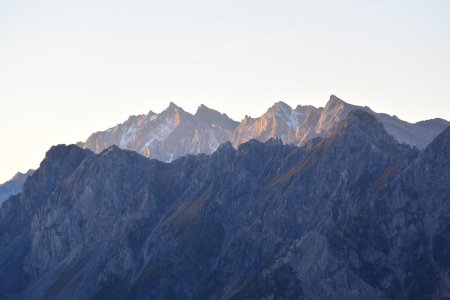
[1,0,450,182]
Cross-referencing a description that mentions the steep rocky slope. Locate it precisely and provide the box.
[0,110,449,299]
[83,102,238,162]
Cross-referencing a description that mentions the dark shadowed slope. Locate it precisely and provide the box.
[0,112,449,299]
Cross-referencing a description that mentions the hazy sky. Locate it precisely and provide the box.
[1,0,449,182]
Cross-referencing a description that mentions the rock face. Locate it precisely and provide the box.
[0,145,92,296]
[83,96,449,163]
[0,110,449,299]
[84,102,239,162]
[0,170,34,205]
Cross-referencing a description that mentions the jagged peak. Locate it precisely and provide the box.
[267,101,292,115]
[195,104,238,130]
[157,102,189,123]
[20,144,93,199]
[295,104,318,111]
[241,115,256,123]
[39,145,93,171]
[45,144,88,159]
[125,114,145,122]
[325,94,348,110]
[272,100,292,109]
[195,104,219,117]
[196,103,210,111]
[166,101,183,112]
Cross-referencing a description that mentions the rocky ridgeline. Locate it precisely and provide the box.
[83,95,450,162]
[0,110,449,299]
[2,95,447,203]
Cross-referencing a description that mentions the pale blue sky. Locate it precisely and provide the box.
[1,0,449,182]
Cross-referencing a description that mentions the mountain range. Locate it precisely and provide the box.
[1,95,448,202]
[83,95,449,161]
[1,109,449,299]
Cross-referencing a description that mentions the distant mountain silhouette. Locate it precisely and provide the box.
[0,170,34,205]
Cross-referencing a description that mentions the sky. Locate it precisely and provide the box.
[0,0,449,182]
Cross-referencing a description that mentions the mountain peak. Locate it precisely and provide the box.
[45,144,89,161]
[20,145,92,205]
[39,145,93,176]
[273,100,291,108]
[195,104,239,130]
[195,104,215,116]
[167,102,182,111]
[197,103,209,110]
[316,95,355,135]
[268,101,292,113]
[241,115,256,124]
[326,109,411,157]
[325,95,347,109]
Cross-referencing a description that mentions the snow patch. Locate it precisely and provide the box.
[120,125,138,147]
